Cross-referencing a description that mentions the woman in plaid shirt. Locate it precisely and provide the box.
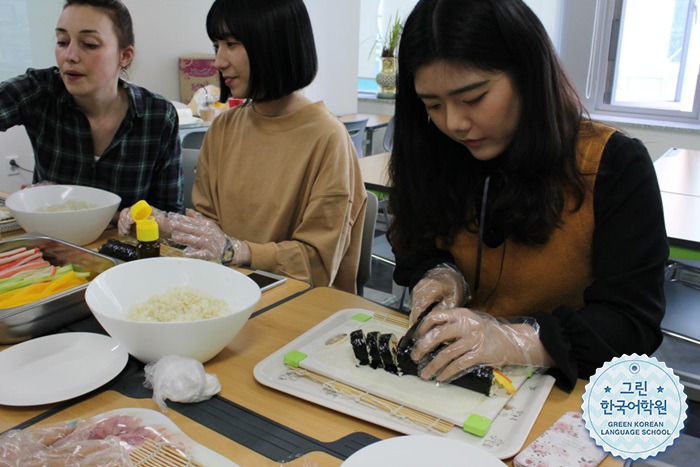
[0,0,183,213]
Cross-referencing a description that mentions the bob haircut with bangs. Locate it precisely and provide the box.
[206,0,318,103]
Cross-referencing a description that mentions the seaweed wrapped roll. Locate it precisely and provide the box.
[365,331,383,369]
[98,239,138,262]
[378,333,399,375]
[350,329,370,366]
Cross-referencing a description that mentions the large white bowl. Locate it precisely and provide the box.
[5,185,121,246]
[85,257,261,364]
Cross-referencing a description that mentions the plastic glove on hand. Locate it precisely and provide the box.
[409,264,470,325]
[20,180,55,190]
[117,205,173,238]
[166,209,226,260]
[411,308,552,382]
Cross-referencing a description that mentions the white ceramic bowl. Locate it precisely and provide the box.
[85,257,261,364]
[5,185,121,246]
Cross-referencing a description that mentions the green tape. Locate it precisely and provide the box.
[283,350,308,367]
[670,245,700,261]
[463,414,491,437]
[351,312,372,322]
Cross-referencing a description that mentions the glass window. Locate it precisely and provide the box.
[608,0,700,112]
[560,0,700,125]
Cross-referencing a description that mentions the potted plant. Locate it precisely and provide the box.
[380,12,402,58]
[375,13,402,99]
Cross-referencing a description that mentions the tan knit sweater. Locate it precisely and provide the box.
[192,101,367,293]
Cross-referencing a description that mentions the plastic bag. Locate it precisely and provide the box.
[0,416,152,466]
[187,85,220,117]
[144,355,221,412]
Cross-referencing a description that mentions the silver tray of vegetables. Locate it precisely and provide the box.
[0,234,117,344]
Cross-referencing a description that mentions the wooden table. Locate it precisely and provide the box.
[1,285,622,465]
[207,287,621,466]
[340,113,392,156]
[357,151,391,192]
[653,147,700,255]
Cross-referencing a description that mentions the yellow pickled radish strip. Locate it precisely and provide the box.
[0,281,53,303]
[493,369,517,394]
[0,272,87,309]
[42,271,79,294]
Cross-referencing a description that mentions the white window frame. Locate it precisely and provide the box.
[560,0,700,128]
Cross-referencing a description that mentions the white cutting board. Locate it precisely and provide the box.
[284,309,530,428]
[254,308,556,459]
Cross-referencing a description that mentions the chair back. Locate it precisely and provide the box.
[181,148,200,209]
[383,116,394,152]
[181,129,207,149]
[357,191,379,294]
[343,118,369,157]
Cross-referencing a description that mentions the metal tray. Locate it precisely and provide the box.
[0,234,117,344]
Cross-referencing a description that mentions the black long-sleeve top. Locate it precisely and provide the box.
[393,133,669,391]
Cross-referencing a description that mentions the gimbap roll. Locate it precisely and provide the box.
[350,329,370,366]
[394,310,496,396]
[395,334,418,376]
[347,308,506,396]
[378,333,399,375]
[366,331,383,369]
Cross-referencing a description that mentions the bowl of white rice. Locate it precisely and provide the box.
[85,257,261,363]
[5,185,121,246]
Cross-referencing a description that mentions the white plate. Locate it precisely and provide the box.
[0,332,128,406]
[342,435,506,467]
[93,408,238,466]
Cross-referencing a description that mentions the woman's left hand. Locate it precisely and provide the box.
[168,210,250,264]
[411,308,553,382]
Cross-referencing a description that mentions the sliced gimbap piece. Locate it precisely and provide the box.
[395,334,418,376]
[365,331,383,369]
[378,333,399,375]
[350,329,370,366]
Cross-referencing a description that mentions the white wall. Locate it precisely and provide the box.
[0,0,361,194]
[0,0,63,192]
[1,0,693,193]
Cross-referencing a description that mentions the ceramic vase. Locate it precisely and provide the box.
[376,57,397,99]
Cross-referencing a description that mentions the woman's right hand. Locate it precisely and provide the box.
[409,264,470,325]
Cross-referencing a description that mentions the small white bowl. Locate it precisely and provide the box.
[5,185,121,246]
[85,257,261,364]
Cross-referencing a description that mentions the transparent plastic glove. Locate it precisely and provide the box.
[117,205,173,238]
[20,180,55,190]
[409,264,470,325]
[168,209,251,264]
[143,355,221,412]
[411,308,552,382]
[0,420,131,466]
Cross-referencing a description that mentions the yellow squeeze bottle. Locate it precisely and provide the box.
[130,201,161,259]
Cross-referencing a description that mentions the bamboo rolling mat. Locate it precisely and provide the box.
[286,365,454,434]
[129,438,203,467]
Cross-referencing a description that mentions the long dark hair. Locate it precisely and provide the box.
[206,0,318,103]
[388,0,585,255]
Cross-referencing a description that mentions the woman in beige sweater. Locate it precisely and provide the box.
[119,0,366,293]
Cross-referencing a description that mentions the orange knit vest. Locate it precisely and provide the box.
[445,123,616,317]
